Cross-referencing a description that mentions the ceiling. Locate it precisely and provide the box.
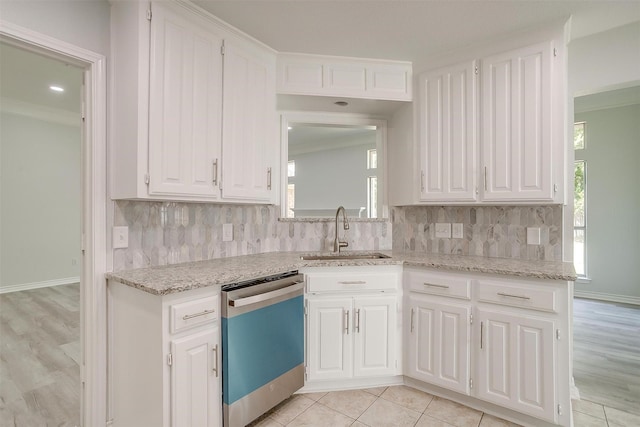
[195,0,640,67]
[0,42,83,114]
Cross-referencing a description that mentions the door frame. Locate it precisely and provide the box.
[0,21,108,427]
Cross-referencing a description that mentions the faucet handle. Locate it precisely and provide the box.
[344,222,350,230]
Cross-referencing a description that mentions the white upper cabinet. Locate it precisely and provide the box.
[411,33,565,205]
[418,60,477,202]
[481,41,554,202]
[277,53,412,101]
[221,40,276,202]
[147,1,223,199]
[110,1,277,203]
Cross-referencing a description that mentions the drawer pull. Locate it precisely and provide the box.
[355,309,360,333]
[410,308,415,332]
[424,282,449,289]
[480,321,484,349]
[339,281,367,285]
[182,309,215,321]
[497,292,531,300]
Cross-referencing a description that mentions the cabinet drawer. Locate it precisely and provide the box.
[307,272,398,293]
[476,280,556,313]
[405,268,471,300]
[170,295,219,333]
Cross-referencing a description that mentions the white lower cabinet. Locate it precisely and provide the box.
[171,328,221,427]
[407,295,471,395]
[476,308,556,422]
[304,266,401,387]
[404,267,571,427]
[108,281,221,427]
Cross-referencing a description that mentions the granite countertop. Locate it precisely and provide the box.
[106,251,577,296]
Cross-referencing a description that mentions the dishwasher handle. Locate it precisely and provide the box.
[228,282,304,308]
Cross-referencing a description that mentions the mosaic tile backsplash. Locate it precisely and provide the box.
[112,201,391,271]
[391,205,563,261]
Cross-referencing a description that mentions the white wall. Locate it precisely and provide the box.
[569,21,640,96]
[574,103,640,301]
[0,112,81,289]
[289,142,377,217]
[0,0,110,55]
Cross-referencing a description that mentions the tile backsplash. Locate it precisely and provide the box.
[112,202,562,271]
[112,201,391,271]
[392,205,563,261]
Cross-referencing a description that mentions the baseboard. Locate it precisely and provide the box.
[574,290,640,306]
[0,277,80,294]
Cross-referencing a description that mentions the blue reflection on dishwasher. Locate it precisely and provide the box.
[222,294,304,405]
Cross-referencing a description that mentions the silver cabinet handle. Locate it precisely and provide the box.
[212,344,219,377]
[421,171,425,192]
[344,310,350,335]
[212,159,218,186]
[182,309,215,321]
[355,309,360,333]
[338,281,367,285]
[424,282,449,289]
[410,308,415,333]
[267,167,272,190]
[480,321,484,349]
[484,166,488,191]
[497,292,531,300]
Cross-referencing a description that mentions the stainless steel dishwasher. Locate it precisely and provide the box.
[221,271,304,427]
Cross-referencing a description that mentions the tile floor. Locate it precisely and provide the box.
[249,385,640,427]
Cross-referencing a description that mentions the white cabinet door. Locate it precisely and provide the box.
[171,327,221,427]
[481,41,553,201]
[407,295,471,394]
[476,309,556,422]
[221,40,276,202]
[419,60,477,202]
[148,2,223,198]
[353,296,397,378]
[307,298,353,381]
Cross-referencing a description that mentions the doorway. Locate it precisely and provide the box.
[0,22,108,427]
[0,39,83,425]
[571,85,640,418]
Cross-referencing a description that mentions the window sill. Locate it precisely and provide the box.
[576,277,592,284]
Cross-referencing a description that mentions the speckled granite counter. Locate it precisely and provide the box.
[106,251,577,296]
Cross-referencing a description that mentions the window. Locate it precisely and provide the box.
[574,122,585,150]
[287,184,295,218]
[574,122,587,278]
[367,149,377,169]
[287,160,295,177]
[367,176,377,219]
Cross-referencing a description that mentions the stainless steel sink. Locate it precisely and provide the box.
[300,253,391,261]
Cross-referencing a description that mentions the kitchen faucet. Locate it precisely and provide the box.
[333,206,350,253]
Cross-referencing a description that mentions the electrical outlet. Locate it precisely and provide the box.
[527,227,541,245]
[435,223,451,238]
[222,223,233,242]
[452,223,464,239]
[113,226,129,249]
[71,258,78,266]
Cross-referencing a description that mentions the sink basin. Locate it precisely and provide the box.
[300,253,391,261]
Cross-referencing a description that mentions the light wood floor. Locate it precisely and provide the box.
[573,297,640,416]
[0,283,80,427]
[1,288,639,426]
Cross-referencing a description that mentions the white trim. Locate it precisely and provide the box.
[0,20,108,427]
[575,277,592,284]
[0,96,81,127]
[574,290,640,306]
[0,277,80,294]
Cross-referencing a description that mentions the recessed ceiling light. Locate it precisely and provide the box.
[49,85,64,92]
[334,101,349,107]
